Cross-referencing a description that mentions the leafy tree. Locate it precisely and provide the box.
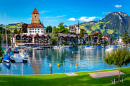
[110,36,113,44]
[103,47,130,84]
[122,31,130,44]
[57,22,65,33]
[61,41,67,45]
[98,34,103,38]
[97,34,102,44]
[51,26,58,45]
[14,29,19,34]
[79,30,84,37]
[65,28,69,33]
[52,26,58,40]
[46,26,52,33]
[50,38,57,45]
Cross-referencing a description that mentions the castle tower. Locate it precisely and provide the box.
[76,17,80,34]
[27,7,44,36]
[32,7,40,23]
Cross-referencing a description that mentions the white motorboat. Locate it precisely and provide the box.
[105,47,114,51]
[11,54,23,63]
[84,46,95,50]
[53,46,60,49]
[10,54,28,63]
[19,52,29,60]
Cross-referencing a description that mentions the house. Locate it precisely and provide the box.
[69,26,76,33]
[23,7,44,35]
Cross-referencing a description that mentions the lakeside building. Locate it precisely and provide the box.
[13,7,109,46]
[13,7,50,46]
[25,7,44,35]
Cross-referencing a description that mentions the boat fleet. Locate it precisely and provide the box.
[2,47,29,63]
[53,44,120,51]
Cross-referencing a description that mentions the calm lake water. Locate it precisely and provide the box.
[0,46,130,75]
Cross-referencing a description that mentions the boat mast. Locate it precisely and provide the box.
[5,11,8,48]
[21,23,22,46]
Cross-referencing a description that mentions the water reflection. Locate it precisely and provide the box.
[0,46,130,75]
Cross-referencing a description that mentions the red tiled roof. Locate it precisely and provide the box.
[32,7,39,14]
[2,35,9,38]
[93,32,101,36]
[104,36,110,38]
[28,23,44,28]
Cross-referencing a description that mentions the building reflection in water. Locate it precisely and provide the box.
[31,49,41,74]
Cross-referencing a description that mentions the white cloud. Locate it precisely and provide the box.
[115,5,122,8]
[68,18,76,21]
[69,16,101,22]
[39,11,49,14]
[79,17,97,22]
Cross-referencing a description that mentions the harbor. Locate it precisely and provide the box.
[0,46,130,75]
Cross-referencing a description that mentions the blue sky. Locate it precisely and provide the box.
[0,0,129,27]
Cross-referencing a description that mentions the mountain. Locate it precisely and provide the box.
[0,23,28,33]
[78,11,130,39]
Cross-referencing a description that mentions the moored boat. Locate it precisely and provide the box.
[84,46,95,50]
[3,54,10,63]
[13,48,19,53]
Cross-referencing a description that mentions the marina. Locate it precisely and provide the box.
[0,46,130,75]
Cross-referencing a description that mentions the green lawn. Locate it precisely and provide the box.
[0,67,130,86]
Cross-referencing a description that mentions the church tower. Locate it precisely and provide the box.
[32,7,40,23]
[76,17,80,34]
[27,7,44,35]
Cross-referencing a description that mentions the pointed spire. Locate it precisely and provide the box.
[32,7,39,14]
[77,16,79,27]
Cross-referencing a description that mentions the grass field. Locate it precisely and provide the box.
[0,67,130,86]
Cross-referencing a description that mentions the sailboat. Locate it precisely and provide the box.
[105,37,114,52]
[3,54,10,63]
[53,38,60,49]
[2,11,11,63]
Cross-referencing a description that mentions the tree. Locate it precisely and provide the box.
[14,29,18,34]
[110,36,113,44]
[0,34,4,57]
[65,28,69,33]
[51,26,58,45]
[103,47,130,84]
[57,22,65,33]
[122,31,130,44]
[79,30,84,37]
[46,26,52,33]
[61,41,67,45]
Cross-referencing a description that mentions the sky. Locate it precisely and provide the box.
[0,0,129,27]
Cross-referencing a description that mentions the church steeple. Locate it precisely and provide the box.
[76,17,80,34]
[32,7,40,23]
[77,17,79,27]
[32,7,39,14]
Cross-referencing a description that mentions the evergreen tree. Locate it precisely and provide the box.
[79,30,84,37]
[122,31,130,44]
[103,47,130,84]
[46,26,52,33]
[0,34,4,57]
